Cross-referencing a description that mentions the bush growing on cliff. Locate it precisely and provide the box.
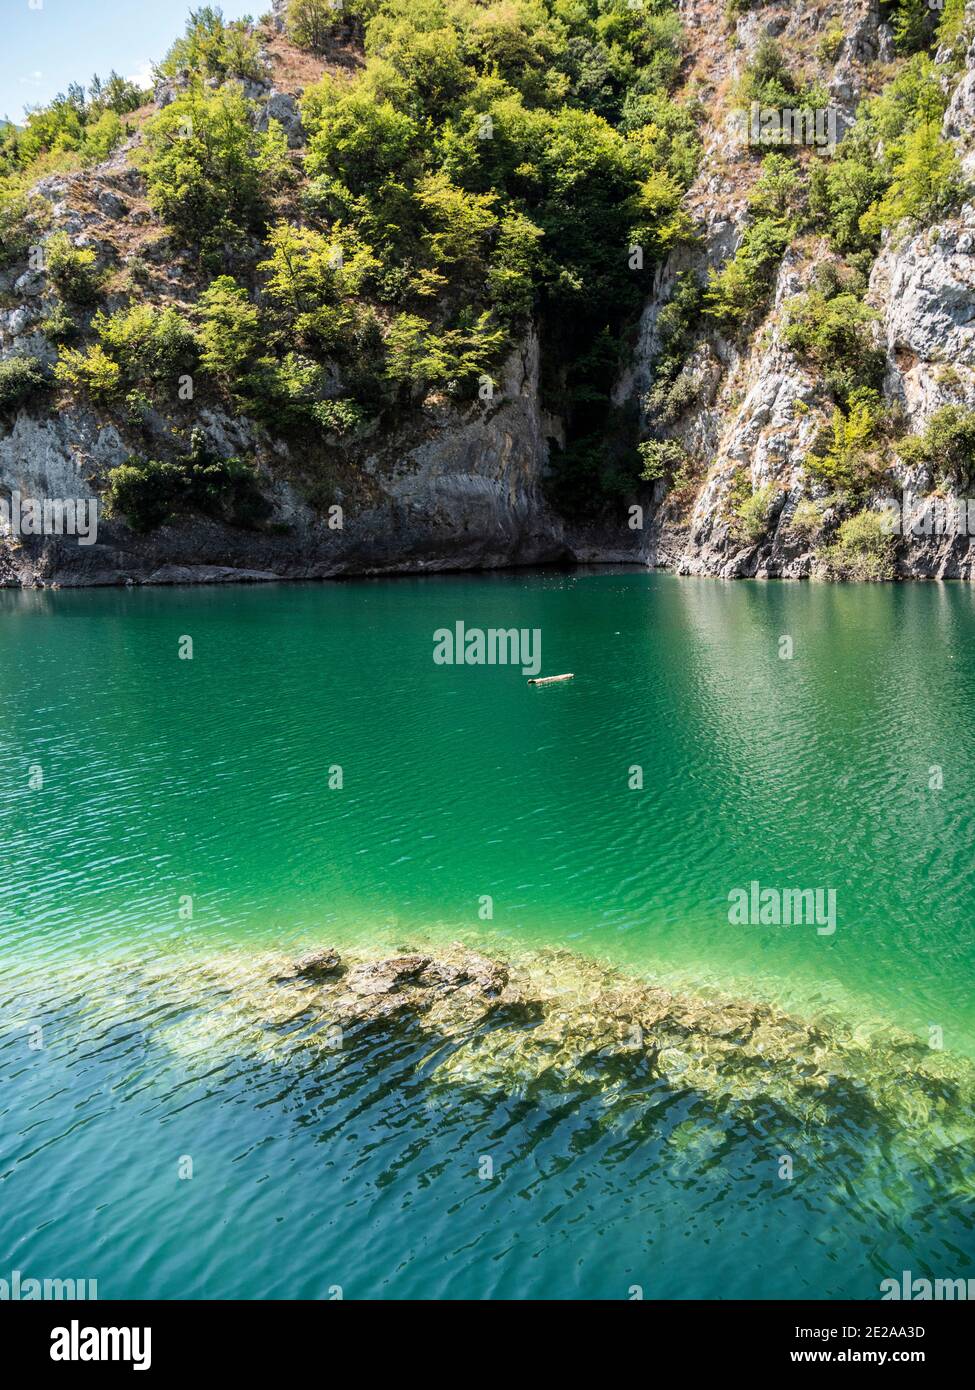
[302,82,424,226]
[40,300,78,344]
[736,36,801,111]
[80,110,125,166]
[104,429,266,532]
[141,85,292,258]
[94,304,198,389]
[54,343,121,400]
[44,231,104,305]
[819,510,897,580]
[0,183,38,269]
[382,308,505,399]
[782,270,884,407]
[789,497,825,540]
[705,156,801,328]
[804,390,887,502]
[727,471,779,543]
[286,0,343,54]
[197,276,262,380]
[890,0,939,54]
[816,25,845,65]
[243,350,369,433]
[808,155,887,255]
[638,438,688,483]
[809,55,962,251]
[0,354,49,410]
[858,113,963,238]
[935,0,971,69]
[487,209,545,327]
[896,406,975,488]
[257,221,380,350]
[157,7,265,83]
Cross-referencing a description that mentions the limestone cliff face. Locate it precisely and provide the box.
[0,136,571,584]
[2,1,975,586]
[0,24,581,588]
[633,0,975,581]
[1,320,572,586]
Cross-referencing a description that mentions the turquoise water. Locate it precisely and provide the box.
[1,570,973,1298]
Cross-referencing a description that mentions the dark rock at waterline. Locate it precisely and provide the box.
[292,948,343,979]
[282,947,511,1003]
[348,955,432,996]
[420,953,508,997]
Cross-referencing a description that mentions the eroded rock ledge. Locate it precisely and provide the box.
[267,943,975,1146]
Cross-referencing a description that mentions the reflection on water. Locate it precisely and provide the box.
[1,572,974,1298]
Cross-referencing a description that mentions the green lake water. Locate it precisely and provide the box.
[1,569,973,1299]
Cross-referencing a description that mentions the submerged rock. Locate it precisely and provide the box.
[273,947,343,982]
[347,954,431,996]
[265,942,975,1156]
[293,948,342,980]
[419,952,508,997]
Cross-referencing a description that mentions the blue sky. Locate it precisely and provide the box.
[1,0,259,122]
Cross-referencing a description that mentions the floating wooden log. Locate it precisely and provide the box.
[527,673,574,685]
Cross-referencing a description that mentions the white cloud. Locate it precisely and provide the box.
[125,60,155,90]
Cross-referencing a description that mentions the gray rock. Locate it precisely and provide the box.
[144,565,281,585]
[420,953,509,997]
[13,269,45,298]
[348,956,432,996]
[293,949,343,979]
[256,91,305,148]
[96,188,129,219]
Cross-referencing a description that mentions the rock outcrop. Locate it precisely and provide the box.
[634,1,975,582]
[255,942,975,1158]
[4,0,975,586]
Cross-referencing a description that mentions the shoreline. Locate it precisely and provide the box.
[3,553,975,590]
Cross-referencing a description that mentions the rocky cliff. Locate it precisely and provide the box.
[639,0,975,580]
[2,0,974,586]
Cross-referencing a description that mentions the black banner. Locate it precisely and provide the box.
[0,1298,968,1373]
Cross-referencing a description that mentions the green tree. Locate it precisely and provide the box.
[142,85,291,253]
[859,114,962,236]
[257,221,379,350]
[197,276,261,380]
[896,406,975,487]
[286,0,340,54]
[0,355,49,410]
[157,7,264,82]
[45,231,104,304]
[94,303,198,386]
[805,390,885,499]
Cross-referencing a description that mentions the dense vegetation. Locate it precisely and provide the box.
[0,2,705,524]
[0,0,972,554]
